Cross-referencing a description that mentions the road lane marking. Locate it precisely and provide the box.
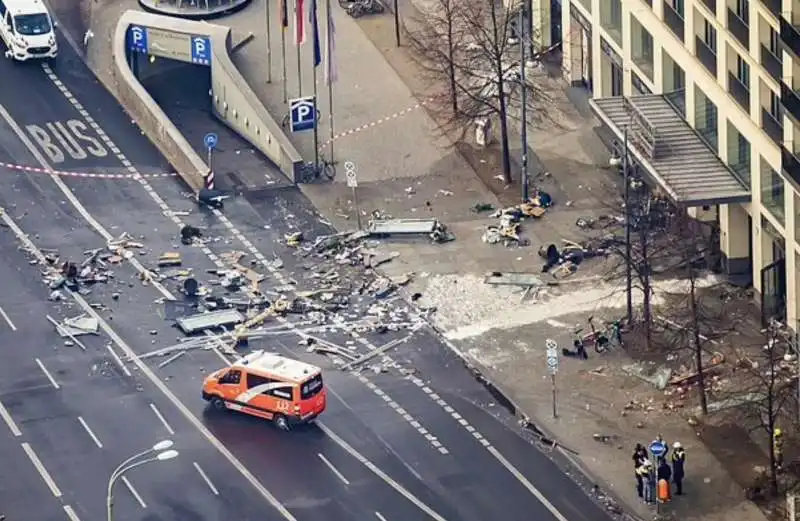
[149,403,175,435]
[193,462,219,495]
[77,416,103,448]
[318,453,350,486]
[355,373,448,454]
[316,423,449,521]
[35,358,60,389]
[63,505,82,521]
[122,476,147,508]
[375,512,388,521]
[0,306,17,331]
[21,442,62,497]
[0,400,21,436]
[0,211,299,521]
[487,446,569,521]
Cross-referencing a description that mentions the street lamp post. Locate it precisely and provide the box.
[106,440,178,521]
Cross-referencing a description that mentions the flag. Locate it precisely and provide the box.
[324,3,337,84]
[279,0,288,29]
[294,0,306,45]
[310,0,321,67]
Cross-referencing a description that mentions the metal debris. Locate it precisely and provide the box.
[46,315,89,351]
[175,309,245,334]
[484,272,544,287]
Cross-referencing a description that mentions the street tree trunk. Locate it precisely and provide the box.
[446,9,457,114]
[489,0,512,184]
[688,272,708,415]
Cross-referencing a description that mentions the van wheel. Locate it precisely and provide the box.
[273,414,290,431]
[210,397,226,411]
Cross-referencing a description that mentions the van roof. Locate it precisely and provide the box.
[5,0,50,15]
[233,350,321,383]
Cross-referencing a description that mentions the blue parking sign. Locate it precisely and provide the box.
[191,35,211,66]
[289,96,317,133]
[127,25,148,54]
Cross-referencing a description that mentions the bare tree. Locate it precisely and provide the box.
[405,0,553,183]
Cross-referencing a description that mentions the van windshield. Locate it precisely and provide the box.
[14,14,51,36]
[300,374,323,400]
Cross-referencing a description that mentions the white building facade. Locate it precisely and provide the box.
[561,0,800,329]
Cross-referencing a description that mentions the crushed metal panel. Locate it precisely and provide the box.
[176,309,245,334]
[369,219,438,235]
[484,272,544,286]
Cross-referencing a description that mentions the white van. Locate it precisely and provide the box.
[0,0,57,61]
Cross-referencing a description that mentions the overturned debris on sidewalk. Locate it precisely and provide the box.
[368,218,453,243]
[482,193,552,247]
[175,308,245,334]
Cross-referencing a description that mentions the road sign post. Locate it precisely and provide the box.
[546,339,558,418]
[203,133,218,174]
[648,438,667,514]
[344,161,361,230]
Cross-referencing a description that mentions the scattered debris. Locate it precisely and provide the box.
[180,225,203,245]
[46,315,89,351]
[484,272,544,288]
[483,192,552,247]
[621,362,673,391]
[175,308,246,334]
[368,218,453,243]
[158,252,182,267]
[157,351,186,368]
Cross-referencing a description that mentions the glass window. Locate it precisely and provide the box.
[704,20,717,52]
[760,163,785,225]
[246,372,270,389]
[769,27,781,56]
[735,0,749,24]
[264,385,294,400]
[770,91,782,119]
[220,370,241,385]
[13,14,51,36]
[301,374,324,400]
[727,123,751,184]
[736,56,750,86]
[671,0,685,16]
[795,193,800,245]
[695,87,718,152]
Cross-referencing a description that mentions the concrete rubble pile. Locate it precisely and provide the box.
[482,191,552,247]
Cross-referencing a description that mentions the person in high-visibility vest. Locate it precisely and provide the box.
[774,428,784,471]
[671,441,686,495]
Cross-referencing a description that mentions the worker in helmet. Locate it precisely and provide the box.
[671,441,686,495]
[774,428,784,471]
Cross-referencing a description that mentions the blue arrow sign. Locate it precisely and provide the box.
[203,133,218,150]
[648,440,666,458]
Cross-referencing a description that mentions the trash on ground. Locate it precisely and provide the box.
[158,252,182,267]
[175,308,246,335]
[368,218,453,243]
[180,225,203,245]
[57,315,100,336]
[483,194,551,247]
[621,362,673,391]
[484,272,544,287]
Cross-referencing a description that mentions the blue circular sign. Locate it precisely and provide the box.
[649,440,666,457]
[204,133,218,150]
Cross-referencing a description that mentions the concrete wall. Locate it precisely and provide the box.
[110,10,303,191]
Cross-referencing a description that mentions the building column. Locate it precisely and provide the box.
[531,0,551,47]
[719,203,750,275]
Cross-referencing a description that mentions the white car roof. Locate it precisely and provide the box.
[233,350,321,383]
[5,0,50,16]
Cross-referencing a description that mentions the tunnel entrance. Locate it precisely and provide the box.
[128,53,289,191]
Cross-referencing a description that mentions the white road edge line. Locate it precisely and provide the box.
[0,399,21,436]
[77,416,103,448]
[487,446,569,521]
[375,512,388,521]
[193,462,220,495]
[317,453,350,486]
[149,403,175,435]
[35,357,60,389]
[316,423,449,521]
[121,476,147,508]
[63,505,82,521]
[0,211,299,521]
[21,442,62,497]
[0,305,17,331]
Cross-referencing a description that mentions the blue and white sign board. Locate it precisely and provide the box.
[648,440,667,458]
[127,25,148,54]
[545,338,558,374]
[191,35,211,65]
[204,133,218,150]
[289,96,317,133]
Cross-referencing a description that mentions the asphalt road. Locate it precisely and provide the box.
[0,33,617,521]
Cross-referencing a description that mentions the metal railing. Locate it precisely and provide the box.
[728,71,750,113]
[727,8,750,49]
[622,97,659,159]
[696,36,717,77]
[760,44,782,82]
[762,107,783,145]
[663,1,685,42]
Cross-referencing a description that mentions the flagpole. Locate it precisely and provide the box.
[311,0,320,172]
[294,0,303,96]
[265,0,272,83]
[326,0,335,166]
[281,28,287,102]
[312,58,320,172]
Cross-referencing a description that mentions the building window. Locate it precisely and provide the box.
[736,55,750,86]
[734,0,749,24]
[704,20,717,52]
[727,123,751,184]
[632,71,652,94]
[671,0,685,16]
[769,27,780,56]
[795,193,800,245]
[695,87,718,152]
[761,163,785,225]
[770,91,781,119]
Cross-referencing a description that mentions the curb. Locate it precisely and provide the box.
[416,310,647,521]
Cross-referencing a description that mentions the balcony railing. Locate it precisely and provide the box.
[760,44,782,82]
[781,80,800,122]
[762,108,783,145]
[696,36,717,77]
[700,0,716,13]
[781,145,800,185]
[727,8,750,50]
[762,0,780,19]
[780,14,800,58]
[728,72,750,113]
[663,1,685,42]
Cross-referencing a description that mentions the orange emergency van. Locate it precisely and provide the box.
[202,350,326,430]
